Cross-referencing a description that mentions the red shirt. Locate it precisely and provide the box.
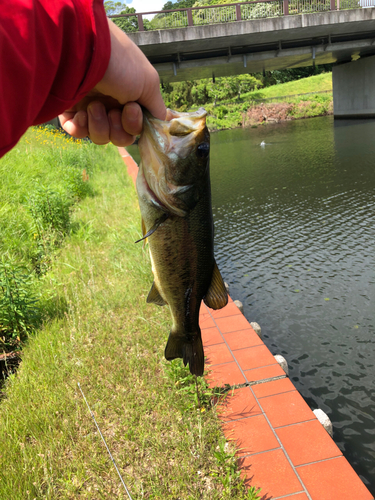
[0,0,111,158]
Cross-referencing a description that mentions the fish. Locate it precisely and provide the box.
[136,108,228,376]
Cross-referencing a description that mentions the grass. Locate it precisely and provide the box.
[242,72,332,101]
[0,127,97,350]
[194,72,333,131]
[0,130,261,499]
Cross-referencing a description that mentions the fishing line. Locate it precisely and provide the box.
[77,383,134,500]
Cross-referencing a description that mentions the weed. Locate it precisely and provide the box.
[165,358,226,411]
[210,439,262,499]
[63,165,94,202]
[29,186,72,237]
[0,259,38,350]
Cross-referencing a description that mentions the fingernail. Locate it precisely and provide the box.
[88,103,104,120]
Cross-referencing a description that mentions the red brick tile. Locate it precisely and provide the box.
[234,345,277,371]
[223,414,279,456]
[119,148,138,185]
[217,387,261,421]
[245,364,286,384]
[215,314,252,334]
[297,457,373,500]
[278,494,309,500]
[276,420,342,466]
[206,362,246,388]
[209,301,243,319]
[239,449,303,498]
[199,314,216,330]
[252,377,296,399]
[223,328,263,351]
[259,391,316,428]
[205,343,234,366]
[201,327,224,347]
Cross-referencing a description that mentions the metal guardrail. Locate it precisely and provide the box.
[108,0,374,32]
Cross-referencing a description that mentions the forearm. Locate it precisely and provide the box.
[0,0,110,158]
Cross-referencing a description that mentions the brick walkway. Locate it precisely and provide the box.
[119,147,374,500]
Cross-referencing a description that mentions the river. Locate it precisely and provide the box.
[129,115,375,492]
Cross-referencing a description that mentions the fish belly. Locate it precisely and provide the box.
[139,186,214,376]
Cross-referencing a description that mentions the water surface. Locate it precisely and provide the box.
[210,117,375,492]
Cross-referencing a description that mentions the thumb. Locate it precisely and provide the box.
[136,68,167,121]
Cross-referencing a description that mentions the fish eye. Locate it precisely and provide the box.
[196,142,210,158]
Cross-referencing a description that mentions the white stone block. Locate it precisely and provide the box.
[313,409,333,437]
[274,354,289,376]
[234,300,244,314]
[250,322,262,338]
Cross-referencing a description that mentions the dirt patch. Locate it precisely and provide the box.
[242,100,332,127]
[242,102,294,126]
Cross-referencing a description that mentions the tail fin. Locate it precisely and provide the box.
[165,330,204,377]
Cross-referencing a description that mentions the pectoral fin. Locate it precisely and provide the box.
[147,282,166,306]
[135,213,169,244]
[203,261,228,310]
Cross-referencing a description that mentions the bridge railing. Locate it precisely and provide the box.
[108,0,367,33]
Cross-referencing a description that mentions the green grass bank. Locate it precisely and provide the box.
[0,130,260,499]
[202,73,333,131]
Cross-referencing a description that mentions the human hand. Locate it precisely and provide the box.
[59,19,166,146]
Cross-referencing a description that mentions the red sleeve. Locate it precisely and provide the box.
[0,0,111,158]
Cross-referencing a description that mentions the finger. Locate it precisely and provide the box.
[59,110,88,138]
[121,102,142,137]
[108,109,135,147]
[87,102,110,145]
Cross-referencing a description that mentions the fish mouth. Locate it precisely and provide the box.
[138,108,208,217]
[143,107,207,142]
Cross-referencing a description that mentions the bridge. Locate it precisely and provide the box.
[110,2,375,118]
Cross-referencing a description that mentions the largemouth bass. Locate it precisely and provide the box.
[136,108,228,376]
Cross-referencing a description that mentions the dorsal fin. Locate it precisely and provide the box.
[147,282,167,306]
[203,261,228,310]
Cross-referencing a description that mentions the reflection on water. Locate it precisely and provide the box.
[209,117,375,492]
[128,116,375,491]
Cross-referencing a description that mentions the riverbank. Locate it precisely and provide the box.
[206,91,333,131]
[189,72,334,131]
[0,130,256,499]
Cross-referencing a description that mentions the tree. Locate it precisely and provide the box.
[104,1,126,15]
[112,6,139,33]
[103,1,139,33]
[162,0,195,10]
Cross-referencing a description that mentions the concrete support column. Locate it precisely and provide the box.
[333,55,375,118]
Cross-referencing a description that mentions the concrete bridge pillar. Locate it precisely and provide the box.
[333,55,375,119]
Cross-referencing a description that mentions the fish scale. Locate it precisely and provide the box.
[136,108,228,376]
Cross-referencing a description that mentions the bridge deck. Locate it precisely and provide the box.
[125,8,375,82]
